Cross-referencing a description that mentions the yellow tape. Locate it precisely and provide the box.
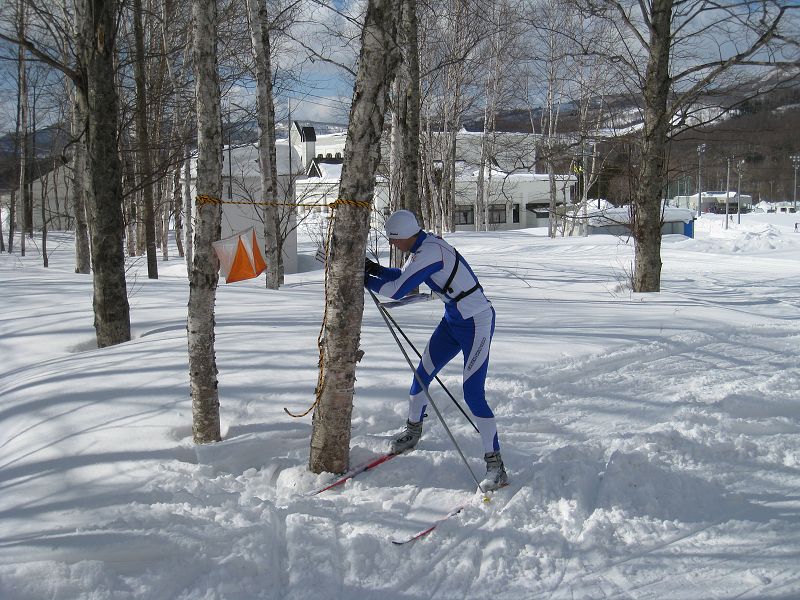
[194,193,372,419]
[195,195,372,210]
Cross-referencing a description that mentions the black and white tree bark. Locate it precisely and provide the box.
[183,145,193,268]
[246,0,281,289]
[76,0,131,346]
[17,0,29,257]
[309,0,401,474]
[69,85,91,273]
[188,0,224,444]
[388,0,421,266]
[133,0,158,279]
[399,0,421,222]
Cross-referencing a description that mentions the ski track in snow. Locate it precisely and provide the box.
[1,215,800,599]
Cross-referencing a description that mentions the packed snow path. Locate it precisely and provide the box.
[1,214,799,599]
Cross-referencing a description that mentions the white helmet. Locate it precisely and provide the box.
[385,209,421,239]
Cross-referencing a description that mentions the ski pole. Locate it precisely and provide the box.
[367,289,487,495]
[378,301,479,434]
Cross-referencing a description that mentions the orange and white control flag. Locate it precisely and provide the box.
[212,227,267,283]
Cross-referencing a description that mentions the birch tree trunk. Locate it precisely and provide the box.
[183,145,193,269]
[17,0,28,257]
[631,0,672,292]
[399,0,420,220]
[173,160,184,257]
[123,152,137,256]
[188,0,224,444]
[75,0,131,347]
[389,76,403,267]
[158,180,168,260]
[133,0,158,279]
[309,0,401,474]
[389,75,403,209]
[70,88,91,273]
[246,0,281,289]
[475,99,489,232]
[6,190,16,253]
[389,0,421,269]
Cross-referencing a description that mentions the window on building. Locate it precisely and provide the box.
[489,203,507,224]
[455,206,474,225]
[512,203,520,223]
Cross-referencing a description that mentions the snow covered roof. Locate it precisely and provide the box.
[303,158,343,182]
[467,169,572,182]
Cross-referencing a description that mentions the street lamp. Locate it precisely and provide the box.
[697,144,707,217]
[791,154,800,213]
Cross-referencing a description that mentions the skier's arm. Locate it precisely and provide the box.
[366,251,442,300]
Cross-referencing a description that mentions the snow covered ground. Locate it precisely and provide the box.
[1,213,799,599]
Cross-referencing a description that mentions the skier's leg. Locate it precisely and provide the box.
[406,318,461,422]
[454,307,499,453]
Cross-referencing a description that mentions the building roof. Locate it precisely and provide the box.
[589,206,694,227]
[188,142,302,180]
[293,121,316,142]
[305,157,343,180]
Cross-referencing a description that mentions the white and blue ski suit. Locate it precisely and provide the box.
[365,231,500,453]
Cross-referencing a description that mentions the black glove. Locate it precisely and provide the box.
[364,257,382,277]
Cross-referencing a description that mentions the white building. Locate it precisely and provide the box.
[204,138,301,273]
[292,125,577,231]
[672,191,753,214]
[588,205,696,237]
[753,200,797,214]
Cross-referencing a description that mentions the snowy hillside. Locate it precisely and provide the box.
[1,214,799,599]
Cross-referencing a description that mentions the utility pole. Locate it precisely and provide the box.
[736,159,744,225]
[287,99,293,204]
[725,156,732,230]
[697,144,706,217]
[791,154,800,214]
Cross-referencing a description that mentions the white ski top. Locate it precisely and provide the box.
[365,231,492,321]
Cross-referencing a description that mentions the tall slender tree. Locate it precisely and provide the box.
[188,0,224,444]
[17,0,28,257]
[132,0,158,279]
[76,0,131,346]
[69,81,91,273]
[246,0,281,289]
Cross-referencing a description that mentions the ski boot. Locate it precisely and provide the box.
[390,420,422,454]
[480,451,508,491]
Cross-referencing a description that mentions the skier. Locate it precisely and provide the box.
[364,209,507,491]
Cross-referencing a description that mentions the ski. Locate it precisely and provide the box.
[391,500,469,545]
[391,483,510,545]
[309,452,398,495]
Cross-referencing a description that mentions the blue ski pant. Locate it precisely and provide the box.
[408,307,499,453]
